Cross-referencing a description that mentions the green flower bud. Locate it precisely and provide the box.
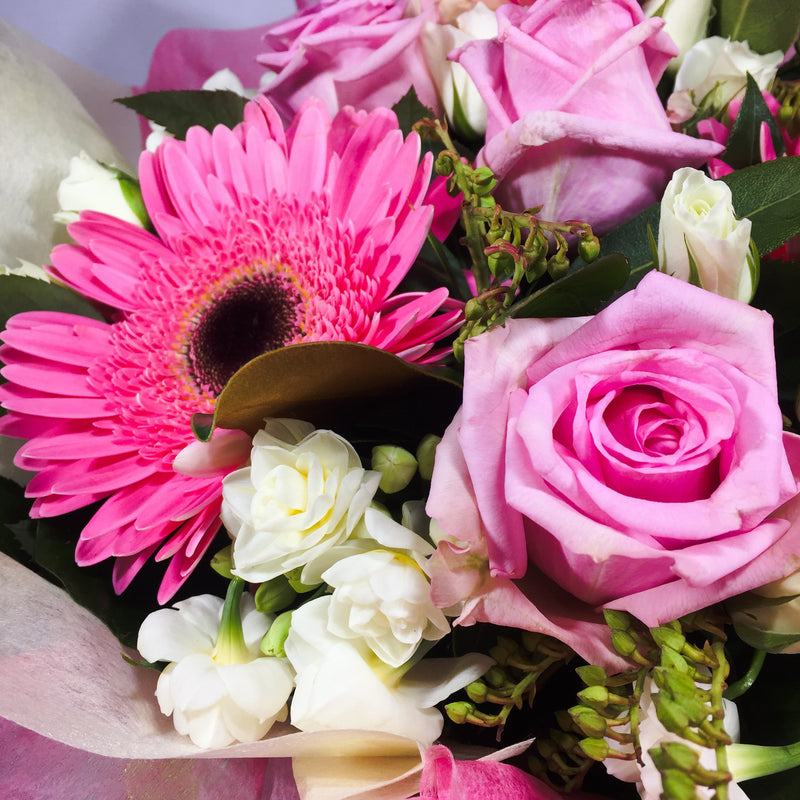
[577,737,610,761]
[466,681,489,704]
[577,235,600,263]
[604,609,633,631]
[576,664,608,686]
[547,250,570,280]
[569,705,608,738]
[254,575,297,614]
[435,152,455,177]
[654,694,691,734]
[260,610,293,658]
[659,741,701,772]
[487,249,515,276]
[445,701,476,725]
[284,566,322,594]
[660,769,698,800]
[611,629,639,658]
[577,684,610,710]
[651,625,687,652]
[371,445,418,493]
[416,434,440,481]
[210,545,234,579]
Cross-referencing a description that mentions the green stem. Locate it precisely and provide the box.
[728,740,800,782]
[724,649,766,700]
[214,577,249,665]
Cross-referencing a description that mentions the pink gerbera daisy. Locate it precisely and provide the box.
[0,97,463,602]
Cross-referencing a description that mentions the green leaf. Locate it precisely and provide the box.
[0,275,104,333]
[115,90,249,139]
[752,259,800,335]
[721,156,800,256]
[715,0,800,54]
[724,73,785,170]
[392,87,436,139]
[202,341,463,449]
[507,253,630,319]
[733,622,800,653]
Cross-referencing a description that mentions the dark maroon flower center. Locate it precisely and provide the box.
[187,272,303,396]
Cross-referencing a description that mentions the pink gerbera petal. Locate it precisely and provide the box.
[0,95,462,602]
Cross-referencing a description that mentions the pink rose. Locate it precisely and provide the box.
[453,0,723,234]
[258,0,441,121]
[428,272,800,665]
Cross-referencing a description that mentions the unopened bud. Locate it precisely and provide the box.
[577,685,610,710]
[577,234,600,263]
[658,742,701,772]
[611,629,639,658]
[445,700,475,725]
[210,545,234,579]
[435,152,455,176]
[254,575,297,614]
[466,681,489,704]
[660,769,698,800]
[651,626,686,652]
[576,664,608,687]
[547,250,570,280]
[260,610,293,658]
[569,705,608,738]
[372,445,418,493]
[578,737,610,761]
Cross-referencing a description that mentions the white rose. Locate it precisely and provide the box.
[642,0,713,73]
[322,508,450,668]
[54,151,146,227]
[668,36,783,123]
[284,596,491,746]
[222,419,380,584]
[657,167,756,302]
[137,592,294,749]
[421,2,498,137]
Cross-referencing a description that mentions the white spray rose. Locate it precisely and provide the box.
[55,151,147,227]
[667,36,783,123]
[222,419,380,584]
[642,0,713,73]
[657,167,756,302]
[284,596,491,745]
[137,591,294,749]
[322,507,450,668]
[421,1,498,137]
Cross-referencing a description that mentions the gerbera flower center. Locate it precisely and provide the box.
[187,272,303,395]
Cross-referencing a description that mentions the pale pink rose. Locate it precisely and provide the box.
[258,0,440,121]
[428,271,800,667]
[453,0,723,234]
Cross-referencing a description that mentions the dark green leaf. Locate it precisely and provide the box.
[724,73,785,170]
[209,341,463,449]
[721,157,800,256]
[392,87,436,139]
[0,275,104,333]
[508,253,630,319]
[714,0,800,55]
[115,90,249,139]
[752,259,800,335]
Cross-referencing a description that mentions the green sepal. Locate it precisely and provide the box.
[115,90,249,139]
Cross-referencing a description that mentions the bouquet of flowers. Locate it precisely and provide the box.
[3,1,800,798]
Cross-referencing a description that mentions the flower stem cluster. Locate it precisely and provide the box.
[444,631,572,737]
[429,120,599,361]
[774,75,800,139]
[579,611,737,800]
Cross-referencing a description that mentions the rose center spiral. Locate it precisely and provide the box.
[188,272,302,395]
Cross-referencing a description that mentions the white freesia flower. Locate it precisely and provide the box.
[606,678,748,800]
[54,151,146,227]
[668,36,783,123]
[222,419,380,584]
[137,589,294,749]
[284,596,492,745]
[642,0,713,72]
[322,507,450,668]
[421,1,498,137]
[658,167,756,302]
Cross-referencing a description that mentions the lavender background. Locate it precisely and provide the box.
[0,0,297,85]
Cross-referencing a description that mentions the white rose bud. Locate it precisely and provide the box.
[657,167,757,302]
[55,151,147,227]
[667,36,783,123]
[421,2,498,138]
[642,0,713,73]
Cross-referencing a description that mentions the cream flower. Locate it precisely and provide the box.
[222,419,381,584]
[322,507,450,668]
[137,588,294,748]
[284,596,491,746]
